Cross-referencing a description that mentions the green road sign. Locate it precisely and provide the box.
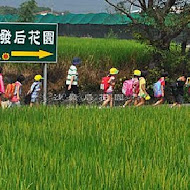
[0,23,58,63]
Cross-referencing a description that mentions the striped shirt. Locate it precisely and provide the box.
[30,82,41,99]
[66,65,78,86]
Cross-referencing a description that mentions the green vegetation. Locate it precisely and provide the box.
[18,0,37,22]
[58,37,153,69]
[0,6,18,15]
[0,106,188,189]
[5,37,186,93]
[7,37,153,70]
[0,5,51,15]
[105,0,190,51]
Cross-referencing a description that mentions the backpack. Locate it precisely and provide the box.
[4,83,16,99]
[0,82,4,94]
[122,79,134,97]
[132,78,140,96]
[153,81,162,98]
[100,76,111,92]
[24,83,38,105]
[0,74,5,94]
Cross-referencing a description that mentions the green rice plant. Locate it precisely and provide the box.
[58,37,153,69]
[0,106,188,189]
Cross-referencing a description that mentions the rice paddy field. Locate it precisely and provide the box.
[58,37,153,68]
[7,37,154,76]
[0,106,188,189]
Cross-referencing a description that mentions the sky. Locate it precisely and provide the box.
[0,0,111,13]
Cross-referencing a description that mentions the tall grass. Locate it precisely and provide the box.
[0,106,188,189]
[4,37,153,72]
[58,37,153,69]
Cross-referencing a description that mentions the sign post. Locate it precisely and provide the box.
[43,63,48,105]
[0,22,58,105]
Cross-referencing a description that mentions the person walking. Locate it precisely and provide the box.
[65,57,81,104]
[171,75,187,107]
[28,75,43,107]
[153,72,168,106]
[10,74,25,107]
[0,66,5,106]
[136,71,150,107]
[100,67,119,108]
[123,69,141,107]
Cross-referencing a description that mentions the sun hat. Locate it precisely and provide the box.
[145,95,151,101]
[110,68,119,75]
[134,70,141,76]
[72,57,81,65]
[34,75,43,81]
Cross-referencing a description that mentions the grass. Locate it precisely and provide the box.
[4,37,153,73]
[58,37,153,69]
[0,106,188,189]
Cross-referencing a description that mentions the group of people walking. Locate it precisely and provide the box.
[0,66,43,108]
[0,58,82,108]
[100,67,189,108]
[0,57,189,108]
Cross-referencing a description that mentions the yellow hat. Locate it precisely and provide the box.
[110,68,119,75]
[34,75,43,81]
[134,70,141,76]
[145,95,151,101]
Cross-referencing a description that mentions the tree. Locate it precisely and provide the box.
[0,6,18,15]
[105,0,190,50]
[115,1,127,13]
[18,0,37,22]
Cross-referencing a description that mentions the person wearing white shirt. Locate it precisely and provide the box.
[65,57,81,104]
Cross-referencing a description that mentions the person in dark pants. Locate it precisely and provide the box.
[65,57,81,104]
[171,75,187,107]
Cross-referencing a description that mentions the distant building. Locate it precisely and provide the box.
[35,11,59,16]
[35,11,51,16]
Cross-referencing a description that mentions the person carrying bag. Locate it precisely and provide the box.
[24,75,43,106]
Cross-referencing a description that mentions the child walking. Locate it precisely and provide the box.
[153,72,168,106]
[136,71,150,107]
[123,69,141,107]
[100,68,119,108]
[28,75,43,107]
[10,75,25,107]
[0,67,5,106]
[171,75,187,107]
[65,57,81,105]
